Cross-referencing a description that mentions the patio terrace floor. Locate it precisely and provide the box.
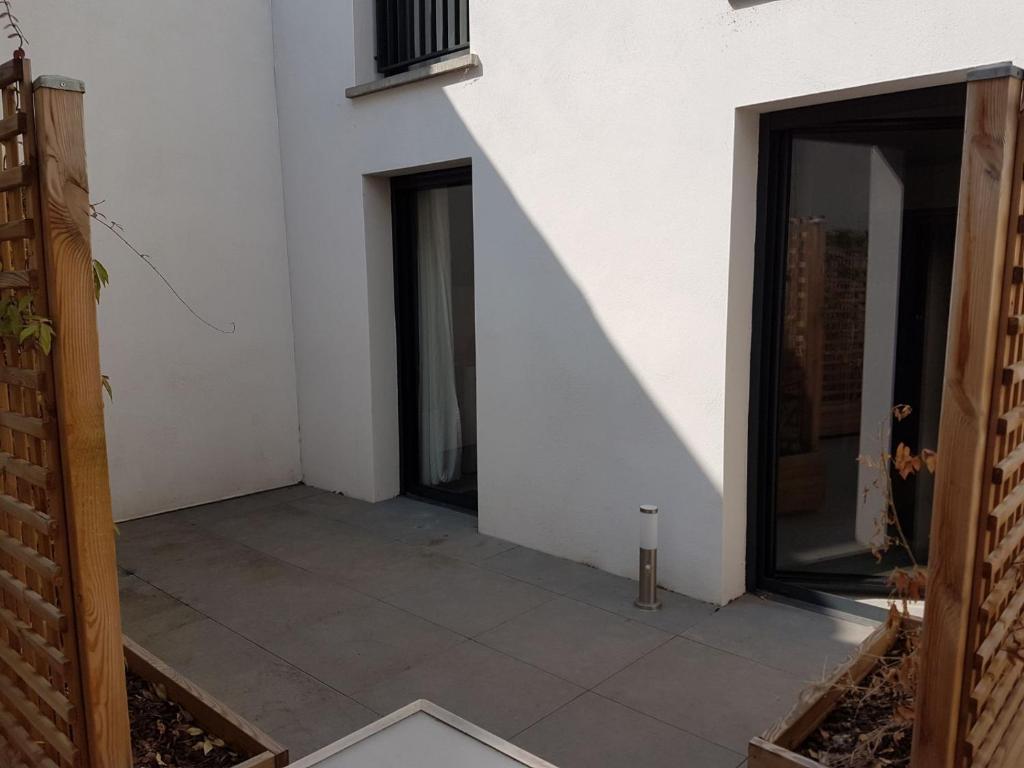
[116,485,877,768]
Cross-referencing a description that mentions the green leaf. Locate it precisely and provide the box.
[92,259,109,302]
[101,374,113,401]
[4,300,19,326]
[37,322,53,355]
[0,305,14,336]
[18,322,34,344]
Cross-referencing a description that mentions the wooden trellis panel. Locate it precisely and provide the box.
[965,72,1024,768]
[36,69,132,767]
[0,55,84,768]
[915,67,1024,768]
[0,57,131,768]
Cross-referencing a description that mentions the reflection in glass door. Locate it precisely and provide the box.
[393,168,477,511]
[752,85,966,595]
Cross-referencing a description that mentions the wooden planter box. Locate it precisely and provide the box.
[124,636,290,768]
[748,615,919,768]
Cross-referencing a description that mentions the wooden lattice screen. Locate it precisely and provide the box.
[916,67,1024,767]
[0,58,131,768]
[0,55,84,768]
[965,77,1024,765]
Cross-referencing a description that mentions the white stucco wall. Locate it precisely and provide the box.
[23,1,301,520]
[272,0,1024,605]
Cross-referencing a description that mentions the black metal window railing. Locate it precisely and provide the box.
[375,0,469,76]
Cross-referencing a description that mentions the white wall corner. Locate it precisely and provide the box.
[270,0,378,501]
[364,175,402,501]
[721,107,761,604]
[269,0,306,492]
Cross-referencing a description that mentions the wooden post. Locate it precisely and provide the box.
[33,76,132,767]
[912,71,1023,768]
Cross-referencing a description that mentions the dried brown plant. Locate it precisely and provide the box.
[799,405,934,767]
[0,0,26,57]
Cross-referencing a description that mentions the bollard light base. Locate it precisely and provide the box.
[634,598,662,611]
[635,547,661,611]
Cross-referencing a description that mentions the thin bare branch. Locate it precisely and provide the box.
[0,0,26,56]
[89,201,236,334]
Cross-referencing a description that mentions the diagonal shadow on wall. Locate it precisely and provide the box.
[274,5,754,605]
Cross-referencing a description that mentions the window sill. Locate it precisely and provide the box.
[346,53,480,99]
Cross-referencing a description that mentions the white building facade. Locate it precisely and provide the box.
[22,0,1024,605]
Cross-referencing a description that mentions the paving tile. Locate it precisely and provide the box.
[515,693,744,768]
[189,502,418,580]
[243,594,464,696]
[280,490,375,520]
[118,573,205,646]
[595,636,804,753]
[173,484,326,525]
[354,640,583,738]
[419,526,519,563]
[479,546,608,595]
[682,595,876,680]
[124,531,408,677]
[116,513,224,581]
[122,527,307,610]
[380,497,478,545]
[292,492,476,544]
[125,531,464,700]
[171,552,369,632]
[137,618,377,758]
[478,597,670,687]
[566,569,718,635]
[116,504,197,538]
[343,549,555,636]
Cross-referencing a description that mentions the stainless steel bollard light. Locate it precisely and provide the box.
[635,504,661,610]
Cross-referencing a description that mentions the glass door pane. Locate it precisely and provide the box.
[414,184,476,497]
[393,169,477,511]
[771,121,962,585]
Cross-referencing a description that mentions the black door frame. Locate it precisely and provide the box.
[746,84,966,614]
[391,165,477,513]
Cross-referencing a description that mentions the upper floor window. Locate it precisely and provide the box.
[375,0,469,75]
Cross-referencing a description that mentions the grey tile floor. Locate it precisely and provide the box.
[117,485,876,768]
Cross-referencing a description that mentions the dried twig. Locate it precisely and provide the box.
[802,626,919,767]
[860,405,932,610]
[89,201,236,334]
[797,406,933,767]
[0,0,26,57]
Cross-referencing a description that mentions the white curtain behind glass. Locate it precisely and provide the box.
[417,188,463,485]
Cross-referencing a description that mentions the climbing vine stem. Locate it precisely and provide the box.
[0,0,26,57]
[88,201,236,334]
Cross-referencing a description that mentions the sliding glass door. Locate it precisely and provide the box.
[750,85,966,597]
[393,168,477,511]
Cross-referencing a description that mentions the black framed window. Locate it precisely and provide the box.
[747,84,967,607]
[375,0,469,76]
[392,166,477,512]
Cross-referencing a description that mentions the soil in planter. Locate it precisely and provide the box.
[798,626,918,768]
[128,669,245,768]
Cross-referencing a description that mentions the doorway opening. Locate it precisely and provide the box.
[748,84,967,602]
[392,166,477,512]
